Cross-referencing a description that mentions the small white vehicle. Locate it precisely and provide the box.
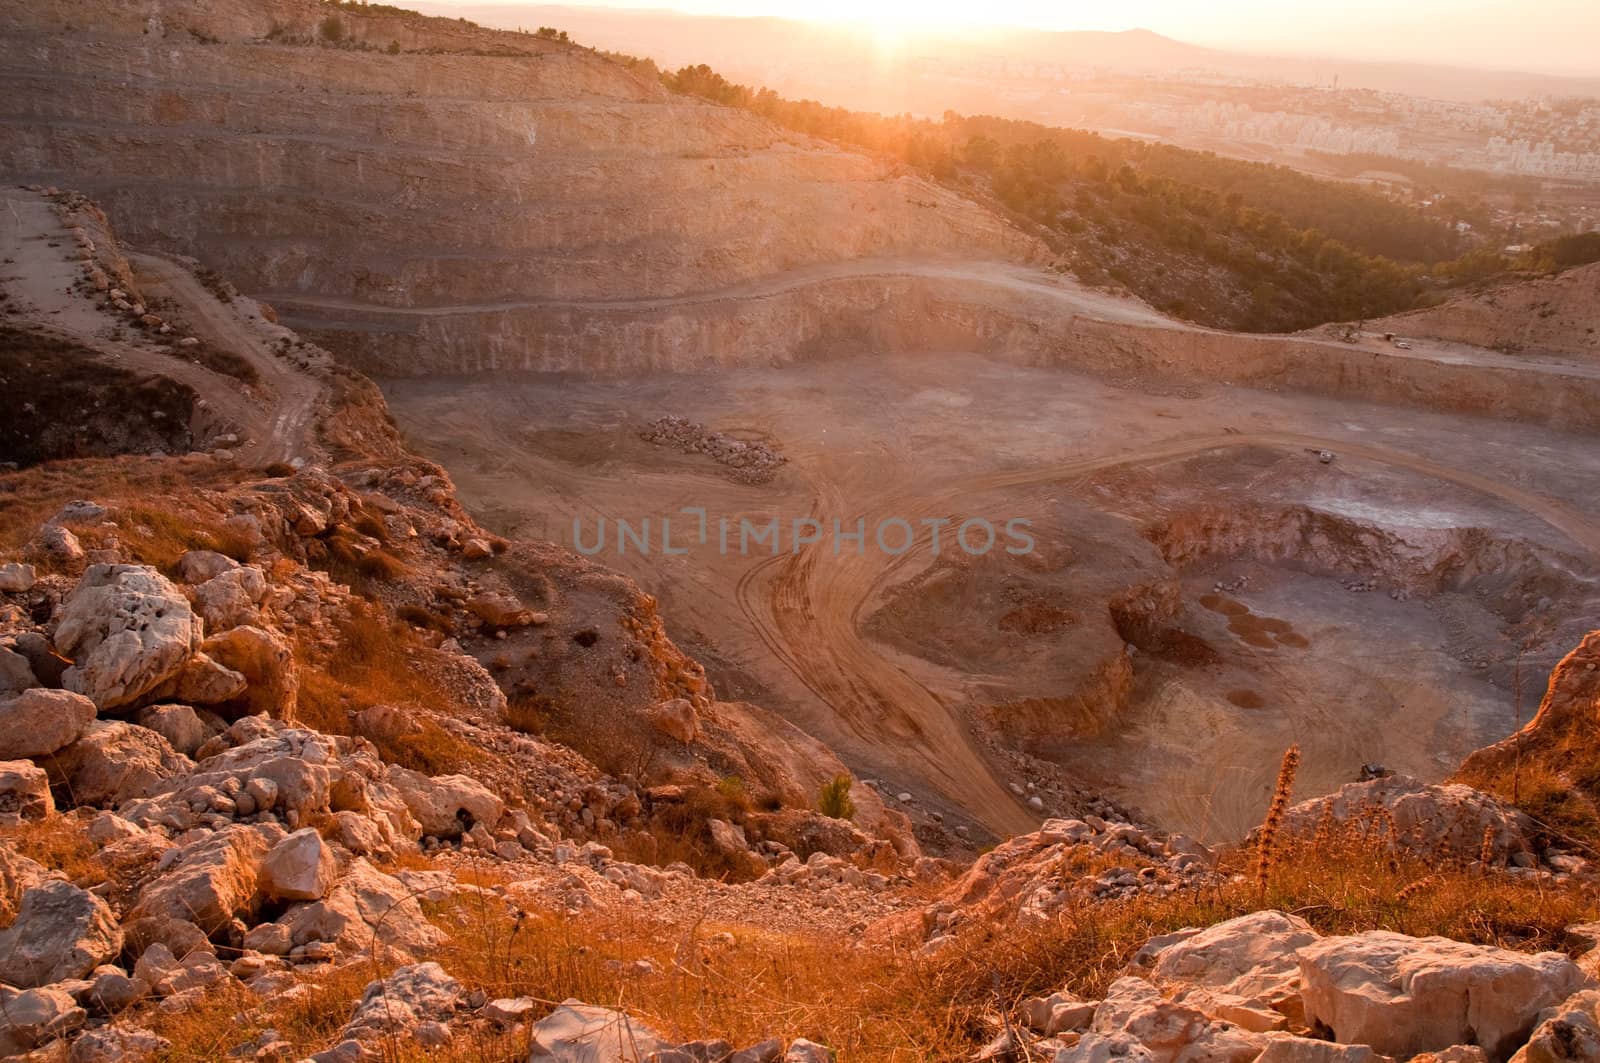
[1393,340,1412,349]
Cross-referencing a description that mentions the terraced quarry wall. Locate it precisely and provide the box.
[0,0,1037,324]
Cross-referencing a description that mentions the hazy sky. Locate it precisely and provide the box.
[445,0,1600,75]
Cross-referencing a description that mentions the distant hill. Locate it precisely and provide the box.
[418,3,1600,103]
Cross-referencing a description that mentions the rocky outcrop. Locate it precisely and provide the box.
[1298,933,1589,1060]
[50,720,194,806]
[1274,775,1537,864]
[0,758,53,821]
[0,881,124,988]
[0,688,97,758]
[526,1000,676,1061]
[129,822,276,933]
[54,565,203,710]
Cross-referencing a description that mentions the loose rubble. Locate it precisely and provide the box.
[640,416,787,483]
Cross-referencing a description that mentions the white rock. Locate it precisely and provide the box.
[261,827,336,902]
[55,564,204,709]
[0,880,124,987]
[0,562,36,593]
[0,758,53,821]
[526,1000,675,1061]
[0,687,97,758]
[1298,931,1591,1060]
[1150,910,1318,1018]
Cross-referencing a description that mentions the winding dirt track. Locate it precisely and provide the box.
[736,430,1600,837]
[127,253,322,465]
[0,187,322,466]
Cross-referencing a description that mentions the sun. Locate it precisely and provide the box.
[800,0,1002,48]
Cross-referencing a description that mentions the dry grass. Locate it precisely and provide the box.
[76,817,1600,1063]
[1460,744,1600,854]
[0,814,104,889]
[295,601,489,776]
[0,455,243,558]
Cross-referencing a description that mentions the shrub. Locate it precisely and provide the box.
[349,546,407,585]
[318,15,344,42]
[818,774,855,820]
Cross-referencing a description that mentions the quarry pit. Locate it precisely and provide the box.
[386,352,1600,843]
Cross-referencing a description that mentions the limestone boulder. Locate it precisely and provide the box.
[201,624,298,718]
[1297,931,1590,1060]
[389,767,504,838]
[261,827,336,902]
[279,858,443,960]
[0,758,54,821]
[526,1000,676,1062]
[51,720,193,806]
[1150,910,1319,1026]
[0,688,97,759]
[1510,989,1600,1063]
[1277,775,1535,864]
[0,984,85,1057]
[190,566,268,632]
[129,822,277,933]
[68,1024,172,1063]
[341,962,461,1043]
[54,565,203,710]
[0,880,124,987]
[1057,976,1264,1063]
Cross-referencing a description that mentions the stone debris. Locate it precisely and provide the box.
[640,416,787,484]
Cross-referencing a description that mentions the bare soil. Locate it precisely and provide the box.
[386,353,1600,842]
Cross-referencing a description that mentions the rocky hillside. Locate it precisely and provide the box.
[0,0,1038,374]
[1372,262,1600,359]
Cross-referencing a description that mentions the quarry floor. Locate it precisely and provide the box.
[385,354,1600,843]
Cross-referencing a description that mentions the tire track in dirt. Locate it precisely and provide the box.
[737,430,1600,837]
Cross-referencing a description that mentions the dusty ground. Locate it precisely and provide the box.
[386,354,1600,842]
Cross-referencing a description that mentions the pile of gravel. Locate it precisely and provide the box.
[640,416,786,484]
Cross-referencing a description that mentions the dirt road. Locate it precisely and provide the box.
[273,255,1600,384]
[127,252,323,465]
[0,187,322,466]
